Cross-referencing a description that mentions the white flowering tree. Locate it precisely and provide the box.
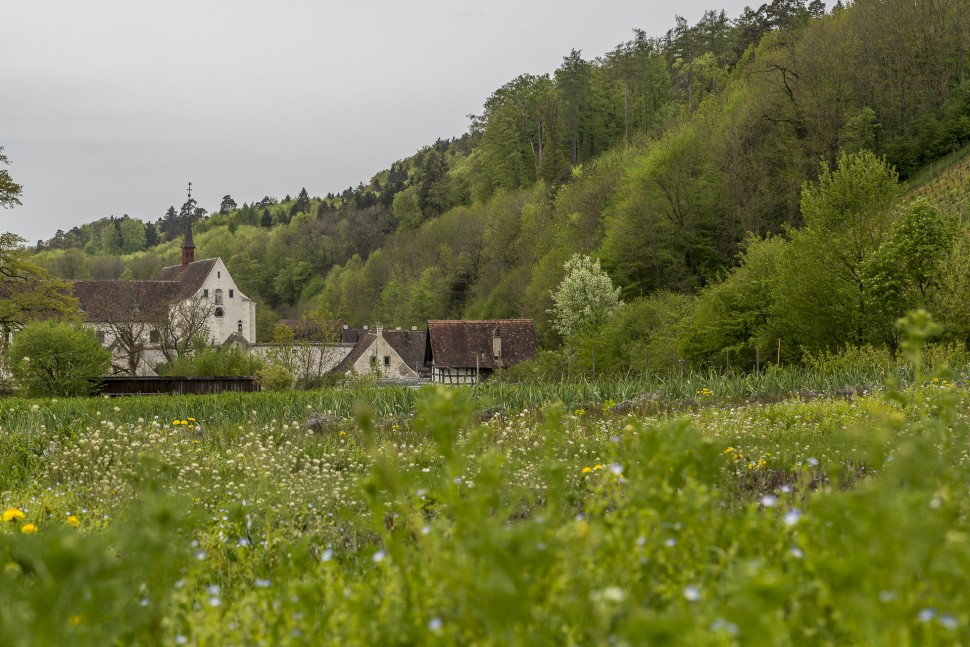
[548,253,623,343]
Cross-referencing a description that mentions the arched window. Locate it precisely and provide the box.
[214,307,224,318]
[214,288,224,305]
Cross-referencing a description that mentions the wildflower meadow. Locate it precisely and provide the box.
[2,333,970,644]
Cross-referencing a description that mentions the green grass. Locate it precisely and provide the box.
[2,361,970,643]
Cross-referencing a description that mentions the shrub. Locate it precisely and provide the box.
[6,321,110,397]
[156,342,263,377]
[256,362,295,391]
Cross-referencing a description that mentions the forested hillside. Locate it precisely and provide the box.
[32,0,970,368]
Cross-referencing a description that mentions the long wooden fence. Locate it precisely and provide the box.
[96,376,259,396]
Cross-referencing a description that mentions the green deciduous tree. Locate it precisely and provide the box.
[1,234,80,335]
[681,235,788,366]
[265,305,343,389]
[0,147,22,209]
[7,320,110,396]
[862,198,958,348]
[772,150,903,351]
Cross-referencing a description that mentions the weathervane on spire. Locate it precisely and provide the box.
[187,181,193,202]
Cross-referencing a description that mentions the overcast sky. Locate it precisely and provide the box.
[1,0,753,244]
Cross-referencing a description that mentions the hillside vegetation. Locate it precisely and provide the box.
[32,0,970,370]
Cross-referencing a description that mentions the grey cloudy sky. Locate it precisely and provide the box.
[1,0,753,244]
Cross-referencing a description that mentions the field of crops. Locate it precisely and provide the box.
[2,347,970,644]
[908,145,970,223]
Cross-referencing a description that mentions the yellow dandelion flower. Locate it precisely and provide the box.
[21,523,38,534]
[66,515,80,527]
[582,467,593,474]
[2,509,25,523]
[723,447,735,455]
[180,420,188,425]
[594,464,604,470]
[69,615,83,626]
[339,431,346,437]
[188,425,194,429]
[172,419,180,425]
[188,417,196,422]
[933,377,940,383]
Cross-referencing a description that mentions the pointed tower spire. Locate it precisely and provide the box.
[181,181,196,271]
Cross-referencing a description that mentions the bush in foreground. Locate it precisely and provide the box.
[6,321,109,397]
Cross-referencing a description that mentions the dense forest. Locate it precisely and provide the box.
[30,0,970,371]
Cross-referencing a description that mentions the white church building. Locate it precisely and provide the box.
[72,220,256,374]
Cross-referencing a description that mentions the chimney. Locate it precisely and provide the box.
[181,218,195,270]
[376,323,383,336]
[363,325,368,331]
[395,326,401,331]
[412,326,417,331]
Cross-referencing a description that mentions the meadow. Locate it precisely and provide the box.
[2,341,970,645]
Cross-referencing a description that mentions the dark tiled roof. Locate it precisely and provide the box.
[73,280,180,322]
[222,331,251,348]
[427,320,537,369]
[383,329,427,372]
[155,258,217,300]
[335,328,427,374]
[335,331,377,373]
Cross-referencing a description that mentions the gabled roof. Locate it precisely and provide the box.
[335,328,427,374]
[154,258,218,300]
[73,280,180,322]
[426,320,537,369]
[382,329,427,372]
[223,331,251,348]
